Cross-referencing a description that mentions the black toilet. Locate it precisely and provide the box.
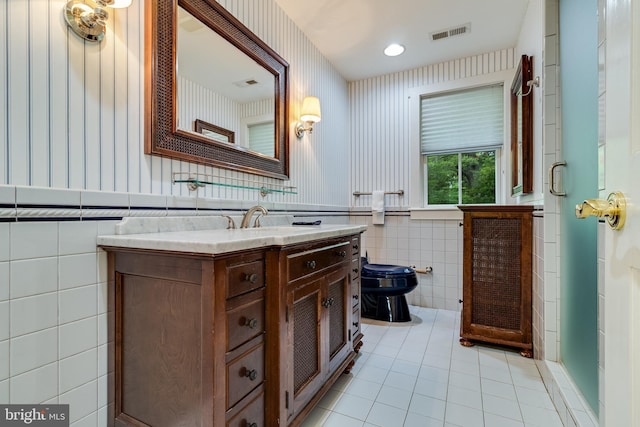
[360,257,418,322]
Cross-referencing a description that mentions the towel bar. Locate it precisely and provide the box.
[353,190,404,197]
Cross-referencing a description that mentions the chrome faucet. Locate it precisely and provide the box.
[240,205,268,228]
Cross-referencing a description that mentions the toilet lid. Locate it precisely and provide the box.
[361,263,415,278]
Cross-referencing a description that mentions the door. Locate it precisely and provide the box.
[600,1,640,425]
[326,269,351,374]
[558,0,599,413]
[289,277,323,419]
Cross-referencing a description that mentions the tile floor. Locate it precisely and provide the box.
[301,306,563,427]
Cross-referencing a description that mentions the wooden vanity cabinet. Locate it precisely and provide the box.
[105,231,363,427]
[108,248,267,427]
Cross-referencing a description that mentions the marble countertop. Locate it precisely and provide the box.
[97,223,367,255]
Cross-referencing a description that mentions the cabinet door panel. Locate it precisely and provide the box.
[326,270,350,374]
[291,279,323,413]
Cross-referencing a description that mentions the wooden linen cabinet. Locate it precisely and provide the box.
[458,205,534,357]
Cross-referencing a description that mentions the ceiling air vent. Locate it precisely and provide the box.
[431,30,449,41]
[233,78,259,88]
[430,23,471,41]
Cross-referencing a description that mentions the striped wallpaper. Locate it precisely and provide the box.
[349,48,516,209]
[0,0,350,208]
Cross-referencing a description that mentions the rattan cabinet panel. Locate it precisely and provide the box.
[458,205,534,357]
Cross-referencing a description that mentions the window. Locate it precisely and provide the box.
[247,121,274,157]
[420,84,503,205]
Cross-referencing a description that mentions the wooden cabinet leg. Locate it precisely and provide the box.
[343,360,355,374]
[520,349,533,358]
[459,338,475,347]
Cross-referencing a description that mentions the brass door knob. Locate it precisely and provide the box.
[575,191,626,230]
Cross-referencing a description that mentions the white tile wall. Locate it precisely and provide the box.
[10,328,58,377]
[60,379,98,424]
[59,254,98,290]
[0,262,11,302]
[0,340,8,380]
[59,317,98,360]
[10,362,58,404]
[10,222,58,260]
[0,225,9,261]
[59,285,98,325]
[59,222,99,255]
[10,257,58,299]
[59,348,98,394]
[10,293,58,337]
[351,214,463,311]
[0,299,7,342]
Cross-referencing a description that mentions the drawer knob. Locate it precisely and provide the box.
[244,273,258,284]
[322,297,335,308]
[244,368,258,381]
[352,268,359,274]
[352,294,359,300]
[305,260,317,269]
[337,250,347,257]
[244,317,258,329]
[353,321,359,328]
[353,244,359,251]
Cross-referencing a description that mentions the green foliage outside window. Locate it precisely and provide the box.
[427,151,496,205]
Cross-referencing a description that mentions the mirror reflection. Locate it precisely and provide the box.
[177,6,276,158]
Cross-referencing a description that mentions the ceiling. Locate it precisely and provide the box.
[274,0,530,81]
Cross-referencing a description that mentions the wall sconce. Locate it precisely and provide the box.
[295,96,322,138]
[64,0,132,43]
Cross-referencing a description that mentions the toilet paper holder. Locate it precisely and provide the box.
[411,266,433,274]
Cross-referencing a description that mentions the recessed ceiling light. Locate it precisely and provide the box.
[384,43,405,57]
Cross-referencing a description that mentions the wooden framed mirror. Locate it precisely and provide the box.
[145,0,290,179]
[510,54,533,195]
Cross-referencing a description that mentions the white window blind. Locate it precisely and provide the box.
[248,122,274,157]
[420,84,504,155]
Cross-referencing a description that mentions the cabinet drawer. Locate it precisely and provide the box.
[227,296,265,351]
[352,307,361,337]
[226,391,264,427]
[227,343,264,410]
[351,258,360,279]
[287,240,350,282]
[351,282,360,309]
[350,236,361,258]
[226,259,265,299]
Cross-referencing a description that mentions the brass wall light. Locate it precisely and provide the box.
[295,96,322,138]
[64,0,132,43]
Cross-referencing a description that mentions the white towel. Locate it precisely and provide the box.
[371,190,385,225]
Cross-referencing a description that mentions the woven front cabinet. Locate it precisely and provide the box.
[458,205,534,357]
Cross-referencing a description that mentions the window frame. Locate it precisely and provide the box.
[408,69,516,211]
